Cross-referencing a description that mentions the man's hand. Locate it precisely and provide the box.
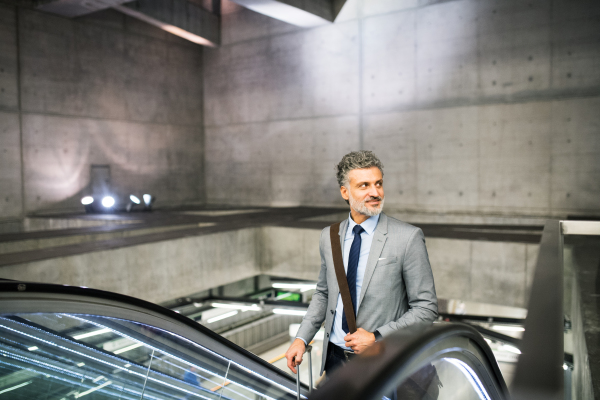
[344,328,376,354]
[285,338,306,374]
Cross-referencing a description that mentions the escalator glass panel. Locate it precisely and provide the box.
[0,312,298,400]
[380,358,492,400]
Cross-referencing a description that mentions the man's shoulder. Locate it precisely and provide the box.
[382,213,421,233]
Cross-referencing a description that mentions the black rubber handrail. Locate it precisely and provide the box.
[309,323,509,400]
[0,279,307,392]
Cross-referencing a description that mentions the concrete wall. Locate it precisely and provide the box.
[0,224,536,308]
[0,5,205,222]
[262,226,537,308]
[204,0,600,218]
[0,228,259,304]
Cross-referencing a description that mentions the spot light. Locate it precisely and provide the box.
[126,195,141,212]
[101,196,115,210]
[81,196,94,213]
[142,194,155,211]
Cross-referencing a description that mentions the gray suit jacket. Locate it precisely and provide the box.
[296,212,438,374]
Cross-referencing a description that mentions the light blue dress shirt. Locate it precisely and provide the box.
[329,213,380,350]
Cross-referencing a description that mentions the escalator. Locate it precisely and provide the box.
[0,280,308,400]
[0,280,508,400]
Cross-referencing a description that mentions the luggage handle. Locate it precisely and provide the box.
[296,345,313,400]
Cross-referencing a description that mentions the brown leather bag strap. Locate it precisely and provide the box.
[330,222,357,334]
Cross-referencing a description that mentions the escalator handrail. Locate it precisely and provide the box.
[0,279,308,394]
[309,322,510,400]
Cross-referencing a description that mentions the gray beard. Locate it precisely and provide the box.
[348,191,384,217]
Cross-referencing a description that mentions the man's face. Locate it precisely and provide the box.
[340,167,384,217]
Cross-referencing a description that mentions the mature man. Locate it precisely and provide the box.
[285,150,438,377]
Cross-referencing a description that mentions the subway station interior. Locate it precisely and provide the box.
[0,0,600,399]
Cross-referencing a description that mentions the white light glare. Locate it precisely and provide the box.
[484,338,492,344]
[212,303,260,312]
[74,380,112,398]
[443,358,491,400]
[113,343,143,355]
[207,310,239,324]
[272,283,316,292]
[143,194,152,205]
[0,380,32,395]
[101,196,115,208]
[81,196,94,205]
[501,345,522,355]
[72,328,112,340]
[563,364,568,371]
[491,325,525,332]
[77,362,85,367]
[273,309,307,316]
[28,346,38,351]
[130,195,141,204]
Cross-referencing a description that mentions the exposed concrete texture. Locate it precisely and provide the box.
[263,226,537,308]
[205,0,600,218]
[0,224,537,308]
[0,5,23,222]
[0,228,259,304]
[0,7,205,218]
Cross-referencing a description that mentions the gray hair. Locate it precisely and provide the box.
[335,150,384,187]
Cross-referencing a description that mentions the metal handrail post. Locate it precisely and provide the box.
[306,345,313,393]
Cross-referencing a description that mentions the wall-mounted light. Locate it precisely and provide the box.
[126,195,141,212]
[143,194,155,211]
[101,196,115,211]
[81,196,94,213]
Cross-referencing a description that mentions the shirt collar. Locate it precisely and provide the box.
[347,213,380,237]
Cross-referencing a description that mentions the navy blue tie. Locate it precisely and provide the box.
[342,224,364,333]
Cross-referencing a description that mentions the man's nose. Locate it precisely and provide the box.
[367,186,379,198]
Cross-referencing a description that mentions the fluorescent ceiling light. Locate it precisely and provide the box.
[211,303,260,312]
[81,196,94,205]
[207,310,238,323]
[74,380,112,398]
[28,346,38,351]
[113,343,143,355]
[484,338,492,344]
[501,344,521,355]
[0,380,32,395]
[273,309,307,316]
[92,375,105,383]
[130,195,141,204]
[491,325,525,332]
[272,283,316,292]
[77,362,85,367]
[124,364,131,368]
[72,328,112,340]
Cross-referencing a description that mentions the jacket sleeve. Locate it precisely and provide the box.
[295,228,329,342]
[376,228,438,337]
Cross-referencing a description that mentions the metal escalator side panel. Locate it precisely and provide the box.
[309,323,509,400]
[0,282,309,399]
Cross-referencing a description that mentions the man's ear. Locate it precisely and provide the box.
[340,186,350,204]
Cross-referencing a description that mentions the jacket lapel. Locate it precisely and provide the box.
[357,213,388,310]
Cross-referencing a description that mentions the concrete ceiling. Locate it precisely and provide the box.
[229,0,347,27]
[8,0,346,46]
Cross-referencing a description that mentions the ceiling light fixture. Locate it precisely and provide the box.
[273,309,307,316]
[207,310,239,324]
